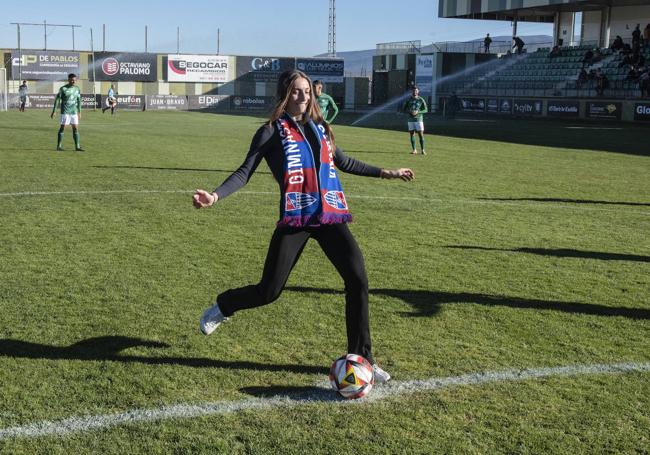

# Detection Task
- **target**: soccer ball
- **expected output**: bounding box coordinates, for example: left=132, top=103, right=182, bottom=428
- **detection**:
left=329, top=354, right=374, bottom=399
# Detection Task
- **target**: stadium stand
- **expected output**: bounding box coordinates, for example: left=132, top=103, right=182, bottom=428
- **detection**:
left=434, top=1, right=650, bottom=102
left=436, top=41, right=650, bottom=99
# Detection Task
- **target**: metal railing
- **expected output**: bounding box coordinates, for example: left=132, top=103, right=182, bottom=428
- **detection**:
left=379, top=38, right=621, bottom=57
left=375, top=40, right=421, bottom=55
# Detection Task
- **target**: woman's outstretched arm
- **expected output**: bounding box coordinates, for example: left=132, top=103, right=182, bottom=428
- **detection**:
left=193, top=125, right=273, bottom=209
left=334, top=148, right=414, bottom=181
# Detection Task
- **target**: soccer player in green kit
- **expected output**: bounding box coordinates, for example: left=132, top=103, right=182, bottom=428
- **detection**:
left=313, top=80, right=339, bottom=123
left=50, top=73, right=84, bottom=151
left=403, top=86, right=427, bottom=155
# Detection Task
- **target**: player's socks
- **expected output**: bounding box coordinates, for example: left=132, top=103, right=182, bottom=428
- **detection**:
left=410, top=135, right=416, bottom=153
left=57, top=129, right=64, bottom=150
left=73, top=131, right=81, bottom=150
left=419, top=136, right=425, bottom=153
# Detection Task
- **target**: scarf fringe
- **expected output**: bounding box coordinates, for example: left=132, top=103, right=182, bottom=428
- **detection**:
left=319, top=213, right=353, bottom=225
left=278, top=213, right=353, bottom=227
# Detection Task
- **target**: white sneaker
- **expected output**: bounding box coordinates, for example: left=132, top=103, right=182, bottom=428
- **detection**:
left=199, top=303, right=228, bottom=335
left=372, top=364, right=391, bottom=384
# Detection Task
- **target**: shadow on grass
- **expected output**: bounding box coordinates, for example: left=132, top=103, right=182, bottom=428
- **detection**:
left=479, top=197, right=650, bottom=208
left=286, top=286, right=650, bottom=320
left=445, top=245, right=650, bottom=263
left=239, top=385, right=341, bottom=402
left=92, top=165, right=272, bottom=175
left=334, top=113, right=649, bottom=157
left=0, top=336, right=327, bottom=374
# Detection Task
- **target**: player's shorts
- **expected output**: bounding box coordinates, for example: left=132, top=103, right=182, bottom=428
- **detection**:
left=19, top=96, right=27, bottom=103
left=60, top=114, right=79, bottom=125
left=407, top=121, right=424, bottom=132
left=106, top=97, right=116, bottom=106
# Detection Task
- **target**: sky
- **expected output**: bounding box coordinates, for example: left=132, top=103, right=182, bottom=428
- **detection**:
left=1, top=0, right=553, bottom=56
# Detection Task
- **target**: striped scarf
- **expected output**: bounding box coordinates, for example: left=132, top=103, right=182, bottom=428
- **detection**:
left=275, top=113, right=352, bottom=227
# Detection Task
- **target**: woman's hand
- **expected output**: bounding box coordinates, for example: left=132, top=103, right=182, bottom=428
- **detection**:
left=381, top=168, right=414, bottom=181
left=193, top=189, right=218, bottom=208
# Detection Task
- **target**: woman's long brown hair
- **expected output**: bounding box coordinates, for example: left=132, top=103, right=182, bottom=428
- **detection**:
left=268, top=69, right=335, bottom=148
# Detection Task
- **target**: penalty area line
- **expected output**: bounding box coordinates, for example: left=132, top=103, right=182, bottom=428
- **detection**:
left=0, top=361, right=648, bottom=440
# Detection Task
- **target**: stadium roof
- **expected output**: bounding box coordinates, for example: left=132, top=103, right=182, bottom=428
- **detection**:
left=439, top=0, right=650, bottom=22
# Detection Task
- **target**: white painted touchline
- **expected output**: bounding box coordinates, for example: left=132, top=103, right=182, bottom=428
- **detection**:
left=0, top=189, right=190, bottom=197
left=0, top=361, right=648, bottom=440
left=565, top=126, right=623, bottom=130
left=0, top=189, right=648, bottom=216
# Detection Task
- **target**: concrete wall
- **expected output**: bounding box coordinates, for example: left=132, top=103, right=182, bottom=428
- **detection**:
left=609, top=5, right=650, bottom=43
left=581, top=10, right=602, bottom=46
left=558, top=11, right=575, bottom=46
left=344, top=77, right=370, bottom=108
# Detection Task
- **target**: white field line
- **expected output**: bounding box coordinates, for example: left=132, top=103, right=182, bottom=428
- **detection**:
left=0, top=361, right=648, bottom=440
left=0, top=189, right=648, bottom=216
left=564, top=126, right=623, bottom=130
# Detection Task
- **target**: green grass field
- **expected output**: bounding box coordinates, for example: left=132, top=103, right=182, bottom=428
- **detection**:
left=0, top=110, right=649, bottom=454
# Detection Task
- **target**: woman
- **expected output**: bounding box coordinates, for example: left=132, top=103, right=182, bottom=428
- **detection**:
left=193, top=69, right=414, bottom=383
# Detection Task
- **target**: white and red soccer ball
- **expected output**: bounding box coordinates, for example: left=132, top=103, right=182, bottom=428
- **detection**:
left=329, top=354, right=374, bottom=399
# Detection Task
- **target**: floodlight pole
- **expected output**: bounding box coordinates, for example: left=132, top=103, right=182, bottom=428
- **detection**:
left=177, top=27, right=180, bottom=54
left=16, top=23, right=22, bottom=81
left=44, top=20, right=47, bottom=50
left=90, top=28, right=97, bottom=110
left=328, top=0, right=336, bottom=57
left=145, top=25, right=148, bottom=52
left=217, top=28, right=220, bottom=55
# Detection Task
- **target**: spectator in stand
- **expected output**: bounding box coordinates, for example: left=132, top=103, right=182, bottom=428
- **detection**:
left=577, top=69, right=588, bottom=89
left=593, top=48, right=603, bottom=63
left=583, top=49, right=594, bottom=67
left=549, top=45, right=561, bottom=59
left=595, top=69, right=609, bottom=96
left=644, top=24, right=650, bottom=50
left=621, top=43, right=633, bottom=56
left=639, top=70, right=650, bottom=97
left=484, top=33, right=492, bottom=53
left=627, top=65, right=640, bottom=81
left=634, top=52, right=646, bottom=67
left=632, top=24, right=642, bottom=52
left=619, top=52, right=635, bottom=68
left=513, top=36, right=525, bottom=54
left=610, top=35, right=624, bottom=51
